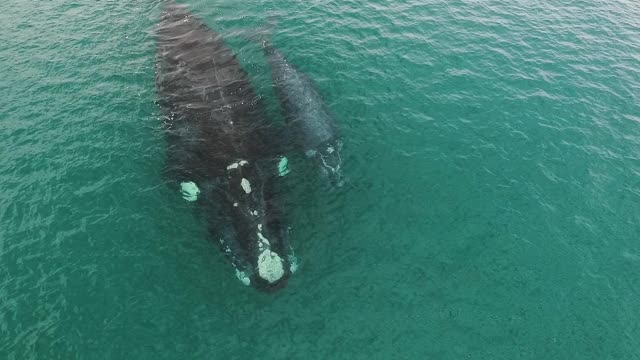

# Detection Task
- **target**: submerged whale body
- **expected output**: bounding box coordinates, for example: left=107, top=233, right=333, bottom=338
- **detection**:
left=258, top=38, right=344, bottom=186
left=155, top=2, right=294, bottom=291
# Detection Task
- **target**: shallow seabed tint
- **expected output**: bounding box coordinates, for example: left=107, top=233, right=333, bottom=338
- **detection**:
left=1, top=0, right=640, bottom=358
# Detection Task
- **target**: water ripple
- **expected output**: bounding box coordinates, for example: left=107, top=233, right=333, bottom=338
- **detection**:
left=1, top=0, right=640, bottom=358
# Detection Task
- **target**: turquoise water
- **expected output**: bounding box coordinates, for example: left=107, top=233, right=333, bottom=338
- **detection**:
left=2, top=0, right=640, bottom=358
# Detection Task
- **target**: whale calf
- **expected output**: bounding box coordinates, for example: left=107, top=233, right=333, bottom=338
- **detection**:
left=255, top=37, right=344, bottom=186
left=155, top=2, right=295, bottom=291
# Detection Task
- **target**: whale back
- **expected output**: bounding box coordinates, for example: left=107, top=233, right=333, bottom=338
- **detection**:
left=261, top=43, right=335, bottom=150
left=260, top=42, right=344, bottom=186
left=154, top=3, right=293, bottom=291
left=156, top=2, right=274, bottom=179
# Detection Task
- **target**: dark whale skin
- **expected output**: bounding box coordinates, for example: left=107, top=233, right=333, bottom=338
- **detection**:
left=155, top=2, right=293, bottom=291
left=258, top=39, right=344, bottom=186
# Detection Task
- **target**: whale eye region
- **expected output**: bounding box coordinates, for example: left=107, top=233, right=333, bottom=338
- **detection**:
left=277, top=156, right=290, bottom=176
left=180, top=181, right=200, bottom=201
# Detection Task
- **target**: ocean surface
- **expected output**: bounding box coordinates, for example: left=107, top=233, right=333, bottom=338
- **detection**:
left=1, top=0, right=640, bottom=358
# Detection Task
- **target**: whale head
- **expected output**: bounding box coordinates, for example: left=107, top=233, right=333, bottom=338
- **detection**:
left=223, top=159, right=294, bottom=291
left=308, top=140, right=344, bottom=187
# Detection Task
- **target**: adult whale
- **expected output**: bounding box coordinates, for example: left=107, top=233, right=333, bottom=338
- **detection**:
left=155, top=1, right=295, bottom=291
left=255, top=37, right=344, bottom=186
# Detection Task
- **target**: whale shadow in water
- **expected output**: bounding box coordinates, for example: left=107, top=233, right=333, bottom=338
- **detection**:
left=155, top=1, right=296, bottom=292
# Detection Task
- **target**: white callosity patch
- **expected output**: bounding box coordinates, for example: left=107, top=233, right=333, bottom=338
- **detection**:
left=241, top=178, right=251, bottom=194
left=235, top=269, right=251, bottom=286
left=326, top=145, right=334, bottom=154
left=256, top=231, right=270, bottom=252
left=305, top=149, right=317, bottom=158
left=180, top=181, right=200, bottom=201
left=257, top=250, right=285, bottom=283
left=257, top=232, right=270, bottom=246
left=277, top=156, right=290, bottom=176
left=288, top=254, right=299, bottom=273
left=226, top=160, right=249, bottom=170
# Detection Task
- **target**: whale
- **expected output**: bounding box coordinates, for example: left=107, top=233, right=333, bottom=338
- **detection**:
left=155, top=2, right=295, bottom=291
left=255, top=37, right=344, bottom=186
